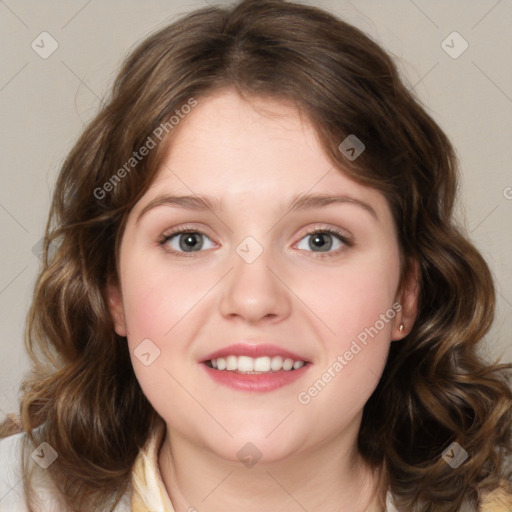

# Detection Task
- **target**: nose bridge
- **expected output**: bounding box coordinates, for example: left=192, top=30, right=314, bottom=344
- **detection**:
left=218, top=232, right=291, bottom=323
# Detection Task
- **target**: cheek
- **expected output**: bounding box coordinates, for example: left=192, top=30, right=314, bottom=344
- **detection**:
left=306, top=250, right=400, bottom=342
left=120, top=251, right=205, bottom=342
left=118, top=255, right=198, bottom=415
left=295, top=250, right=400, bottom=412
left=119, top=252, right=214, bottom=401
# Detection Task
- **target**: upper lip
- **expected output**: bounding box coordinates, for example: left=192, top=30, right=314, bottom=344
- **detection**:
left=201, top=343, right=310, bottom=363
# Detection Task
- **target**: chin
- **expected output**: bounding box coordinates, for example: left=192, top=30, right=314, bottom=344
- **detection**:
left=209, top=433, right=303, bottom=468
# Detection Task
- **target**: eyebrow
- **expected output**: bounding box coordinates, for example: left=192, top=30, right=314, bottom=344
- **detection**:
left=136, top=192, right=378, bottom=223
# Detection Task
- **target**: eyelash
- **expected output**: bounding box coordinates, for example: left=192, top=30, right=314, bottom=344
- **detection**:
left=157, top=225, right=353, bottom=259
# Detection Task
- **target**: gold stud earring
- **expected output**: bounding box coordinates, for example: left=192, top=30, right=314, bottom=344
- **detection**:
left=399, top=323, right=405, bottom=334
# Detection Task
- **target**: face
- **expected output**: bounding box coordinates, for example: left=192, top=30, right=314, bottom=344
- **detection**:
left=109, top=89, right=417, bottom=465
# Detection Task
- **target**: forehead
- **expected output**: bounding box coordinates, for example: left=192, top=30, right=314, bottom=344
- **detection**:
left=138, top=89, right=390, bottom=220
left=167, top=89, right=323, bottom=168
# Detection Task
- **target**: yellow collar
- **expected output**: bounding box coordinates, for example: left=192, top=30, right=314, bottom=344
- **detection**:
left=131, top=422, right=175, bottom=512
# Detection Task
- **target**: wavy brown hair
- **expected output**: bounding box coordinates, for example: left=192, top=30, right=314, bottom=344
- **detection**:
left=2, top=0, right=511, bottom=510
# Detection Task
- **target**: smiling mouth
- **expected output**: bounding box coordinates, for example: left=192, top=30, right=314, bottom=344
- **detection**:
left=204, top=355, right=308, bottom=374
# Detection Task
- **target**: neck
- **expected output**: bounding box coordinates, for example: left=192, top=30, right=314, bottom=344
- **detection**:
left=158, top=427, right=385, bottom=512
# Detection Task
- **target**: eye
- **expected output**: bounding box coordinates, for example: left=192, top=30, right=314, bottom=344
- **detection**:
left=158, top=225, right=352, bottom=258
left=159, top=227, right=215, bottom=256
left=295, top=227, right=351, bottom=257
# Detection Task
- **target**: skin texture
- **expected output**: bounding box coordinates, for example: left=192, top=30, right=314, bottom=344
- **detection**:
left=108, top=89, right=418, bottom=512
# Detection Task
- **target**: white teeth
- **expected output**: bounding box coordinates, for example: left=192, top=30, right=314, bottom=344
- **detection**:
left=253, top=356, right=271, bottom=372
left=226, top=355, right=237, bottom=371
left=282, top=358, right=294, bottom=371
left=270, top=355, right=283, bottom=371
left=208, top=355, right=306, bottom=373
left=237, top=356, right=254, bottom=372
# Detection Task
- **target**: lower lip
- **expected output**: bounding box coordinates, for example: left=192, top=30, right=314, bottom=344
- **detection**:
left=201, top=363, right=310, bottom=392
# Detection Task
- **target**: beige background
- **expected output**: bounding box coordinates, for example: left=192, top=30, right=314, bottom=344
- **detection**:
left=0, top=0, right=511, bottom=423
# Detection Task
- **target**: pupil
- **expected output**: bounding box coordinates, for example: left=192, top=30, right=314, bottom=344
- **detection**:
left=181, top=233, right=201, bottom=251
left=311, top=233, right=332, bottom=251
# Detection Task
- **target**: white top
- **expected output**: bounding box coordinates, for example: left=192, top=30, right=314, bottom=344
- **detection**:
left=0, top=430, right=398, bottom=511
left=0, top=431, right=130, bottom=512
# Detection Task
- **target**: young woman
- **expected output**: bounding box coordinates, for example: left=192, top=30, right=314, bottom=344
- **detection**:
left=1, top=1, right=511, bottom=511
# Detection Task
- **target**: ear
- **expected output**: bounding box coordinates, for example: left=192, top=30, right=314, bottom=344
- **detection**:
left=391, top=259, right=420, bottom=341
left=106, top=279, right=127, bottom=337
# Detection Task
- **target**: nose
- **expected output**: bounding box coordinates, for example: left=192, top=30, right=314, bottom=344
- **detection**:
left=218, top=243, right=292, bottom=325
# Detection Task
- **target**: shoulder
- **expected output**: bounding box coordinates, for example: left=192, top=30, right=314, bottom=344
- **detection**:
left=0, top=431, right=69, bottom=511
left=0, top=431, right=30, bottom=511
left=0, top=432, right=132, bottom=512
